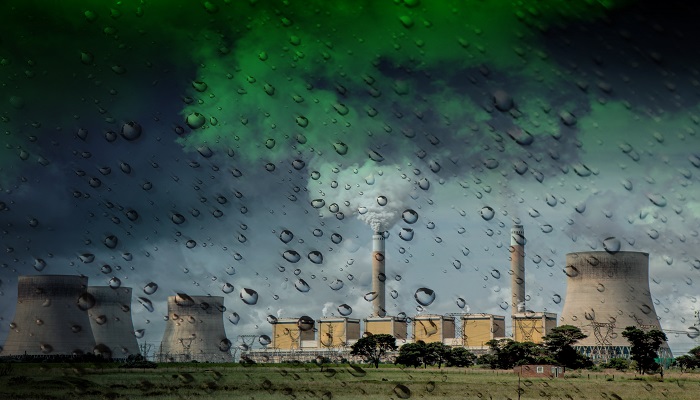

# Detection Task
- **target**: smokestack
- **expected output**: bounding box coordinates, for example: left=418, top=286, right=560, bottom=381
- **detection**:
left=372, top=232, right=386, bottom=317
left=510, top=225, right=525, bottom=314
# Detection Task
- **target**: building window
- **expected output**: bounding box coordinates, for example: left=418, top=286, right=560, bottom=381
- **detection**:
left=536, top=366, right=544, bottom=373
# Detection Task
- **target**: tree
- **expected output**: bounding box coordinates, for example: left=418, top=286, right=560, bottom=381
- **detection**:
left=602, top=357, right=630, bottom=371
left=350, top=334, right=397, bottom=368
left=621, top=326, right=667, bottom=375
left=673, top=355, right=696, bottom=372
left=425, top=342, right=451, bottom=368
left=542, top=325, right=592, bottom=369
left=485, top=339, right=550, bottom=369
left=395, top=341, right=427, bottom=368
left=447, top=347, right=476, bottom=367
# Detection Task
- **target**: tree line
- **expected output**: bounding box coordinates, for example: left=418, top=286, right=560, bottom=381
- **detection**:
left=350, top=325, right=670, bottom=375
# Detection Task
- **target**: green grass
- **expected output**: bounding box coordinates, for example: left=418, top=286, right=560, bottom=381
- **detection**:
left=1, top=363, right=699, bottom=399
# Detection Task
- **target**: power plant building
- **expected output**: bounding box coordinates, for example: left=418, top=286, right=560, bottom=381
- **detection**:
left=318, top=317, right=361, bottom=349
left=559, top=251, right=672, bottom=361
left=364, top=316, right=408, bottom=340
left=1, top=275, right=96, bottom=357
left=462, top=314, right=506, bottom=347
left=412, top=315, right=455, bottom=344
left=271, top=317, right=317, bottom=350
left=512, top=312, right=557, bottom=344
left=159, top=294, right=233, bottom=362
left=87, top=286, right=139, bottom=359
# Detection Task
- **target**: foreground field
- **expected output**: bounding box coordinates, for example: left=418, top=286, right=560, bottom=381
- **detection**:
left=1, top=363, right=698, bottom=400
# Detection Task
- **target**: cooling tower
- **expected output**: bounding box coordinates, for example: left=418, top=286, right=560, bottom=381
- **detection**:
left=87, top=286, right=139, bottom=359
left=159, top=294, right=233, bottom=362
left=559, top=251, right=671, bottom=360
left=510, top=225, right=526, bottom=314
left=372, top=233, right=386, bottom=317
left=1, top=275, right=96, bottom=357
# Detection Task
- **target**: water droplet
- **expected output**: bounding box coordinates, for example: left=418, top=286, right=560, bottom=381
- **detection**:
left=338, top=304, right=352, bottom=316
left=283, top=250, right=301, bottom=263
left=79, top=253, right=95, bottom=263
left=104, top=235, right=119, bottom=249
left=603, top=237, right=621, bottom=254
left=108, top=277, right=121, bottom=288
left=77, top=293, right=97, bottom=310
left=541, top=224, right=553, bottom=233
left=143, top=282, right=158, bottom=295
left=480, top=206, right=495, bottom=221
left=134, top=329, right=145, bottom=338
left=138, top=297, right=154, bottom=312
left=308, top=251, right=324, bottom=264
left=279, top=230, right=294, bottom=243
left=364, top=292, right=378, bottom=301
left=647, top=193, right=667, bottom=207
left=228, top=313, right=240, bottom=324
left=186, top=239, right=197, bottom=249
left=333, top=141, right=348, bottom=155
left=402, top=209, right=418, bottom=224
left=259, top=335, right=272, bottom=346
left=399, top=228, right=414, bottom=241
left=418, top=178, right=430, bottom=190
left=368, top=150, right=384, bottom=162
left=687, top=327, right=700, bottom=339
left=186, top=112, right=206, bottom=129
left=393, top=384, right=411, bottom=399
left=240, top=288, right=258, bottom=305
left=456, top=297, right=466, bottom=309
left=329, top=279, right=344, bottom=290
left=552, top=294, right=562, bottom=304
left=311, top=199, right=326, bottom=208
left=121, top=121, right=142, bottom=141
left=414, top=288, right=436, bottom=306
left=377, top=196, right=388, bottom=206
left=490, top=269, right=501, bottom=279
left=330, top=233, right=343, bottom=244
left=292, top=159, right=306, bottom=170
left=295, top=279, right=311, bottom=292
left=297, top=316, right=314, bottom=331
left=33, top=258, right=47, bottom=272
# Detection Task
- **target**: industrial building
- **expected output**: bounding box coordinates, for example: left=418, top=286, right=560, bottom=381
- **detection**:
left=512, top=312, right=557, bottom=344
left=271, top=317, right=317, bottom=350
left=318, top=317, right=361, bottom=349
left=412, top=314, right=456, bottom=344
left=1, top=275, right=96, bottom=357
left=87, top=286, right=139, bottom=359
left=559, top=251, right=672, bottom=362
left=364, top=316, right=408, bottom=340
left=461, top=314, right=506, bottom=348
left=158, top=294, right=233, bottom=362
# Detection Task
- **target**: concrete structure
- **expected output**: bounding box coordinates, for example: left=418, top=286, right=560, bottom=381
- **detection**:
left=559, top=251, right=671, bottom=361
left=412, top=315, right=455, bottom=344
left=372, top=233, right=386, bottom=317
left=271, top=317, right=316, bottom=350
left=1, top=275, right=96, bottom=357
left=318, top=317, right=361, bottom=349
left=462, top=314, right=505, bottom=347
left=512, top=312, right=557, bottom=344
left=159, top=294, right=233, bottom=362
left=364, top=316, right=407, bottom=340
left=510, top=225, right=526, bottom=313
left=87, top=286, right=139, bottom=359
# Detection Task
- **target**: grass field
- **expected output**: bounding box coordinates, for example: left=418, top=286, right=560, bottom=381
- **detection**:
left=1, top=362, right=698, bottom=399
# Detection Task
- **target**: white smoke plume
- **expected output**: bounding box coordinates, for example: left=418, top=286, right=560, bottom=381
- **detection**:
left=308, top=160, right=417, bottom=233
left=276, top=308, right=283, bottom=318
left=321, top=302, right=333, bottom=317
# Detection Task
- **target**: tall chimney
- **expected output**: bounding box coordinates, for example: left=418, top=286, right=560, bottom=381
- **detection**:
left=372, top=233, right=386, bottom=317
left=510, top=225, right=525, bottom=314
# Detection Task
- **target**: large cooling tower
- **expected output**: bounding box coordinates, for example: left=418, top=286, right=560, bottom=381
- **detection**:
left=372, top=233, right=386, bottom=317
left=87, top=286, right=139, bottom=359
left=159, top=294, right=233, bottom=362
left=1, top=275, right=96, bottom=357
left=560, top=251, right=671, bottom=359
left=510, top=225, right=526, bottom=314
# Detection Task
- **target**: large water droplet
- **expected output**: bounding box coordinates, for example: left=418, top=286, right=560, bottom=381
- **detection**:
left=228, top=313, right=240, bottom=324
left=186, top=112, right=206, bottom=129
left=297, top=316, right=314, bottom=331
left=308, top=251, right=324, bottom=264
left=138, top=297, right=154, bottom=312
left=120, top=121, right=142, bottom=141
left=399, top=228, right=414, bottom=241
left=143, top=282, right=158, bottom=295
left=77, top=293, right=97, bottom=310
left=338, top=304, right=352, bottom=316
left=222, top=283, right=234, bottom=294
left=480, top=206, right=495, bottom=221
left=283, top=250, right=301, bottom=263
left=414, top=288, right=436, bottom=306
left=603, top=237, right=621, bottom=254
left=240, top=288, right=259, bottom=305
left=402, top=209, right=418, bottom=224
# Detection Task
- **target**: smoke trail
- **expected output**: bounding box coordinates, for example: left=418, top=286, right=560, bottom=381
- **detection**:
left=308, top=160, right=416, bottom=233
left=321, top=302, right=333, bottom=318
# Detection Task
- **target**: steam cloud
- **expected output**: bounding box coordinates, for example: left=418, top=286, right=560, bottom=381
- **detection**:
left=308, top=160, right=417, bottom=233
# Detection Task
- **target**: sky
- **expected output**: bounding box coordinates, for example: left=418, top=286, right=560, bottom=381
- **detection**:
left=1, top=0, right=700, bottom=357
